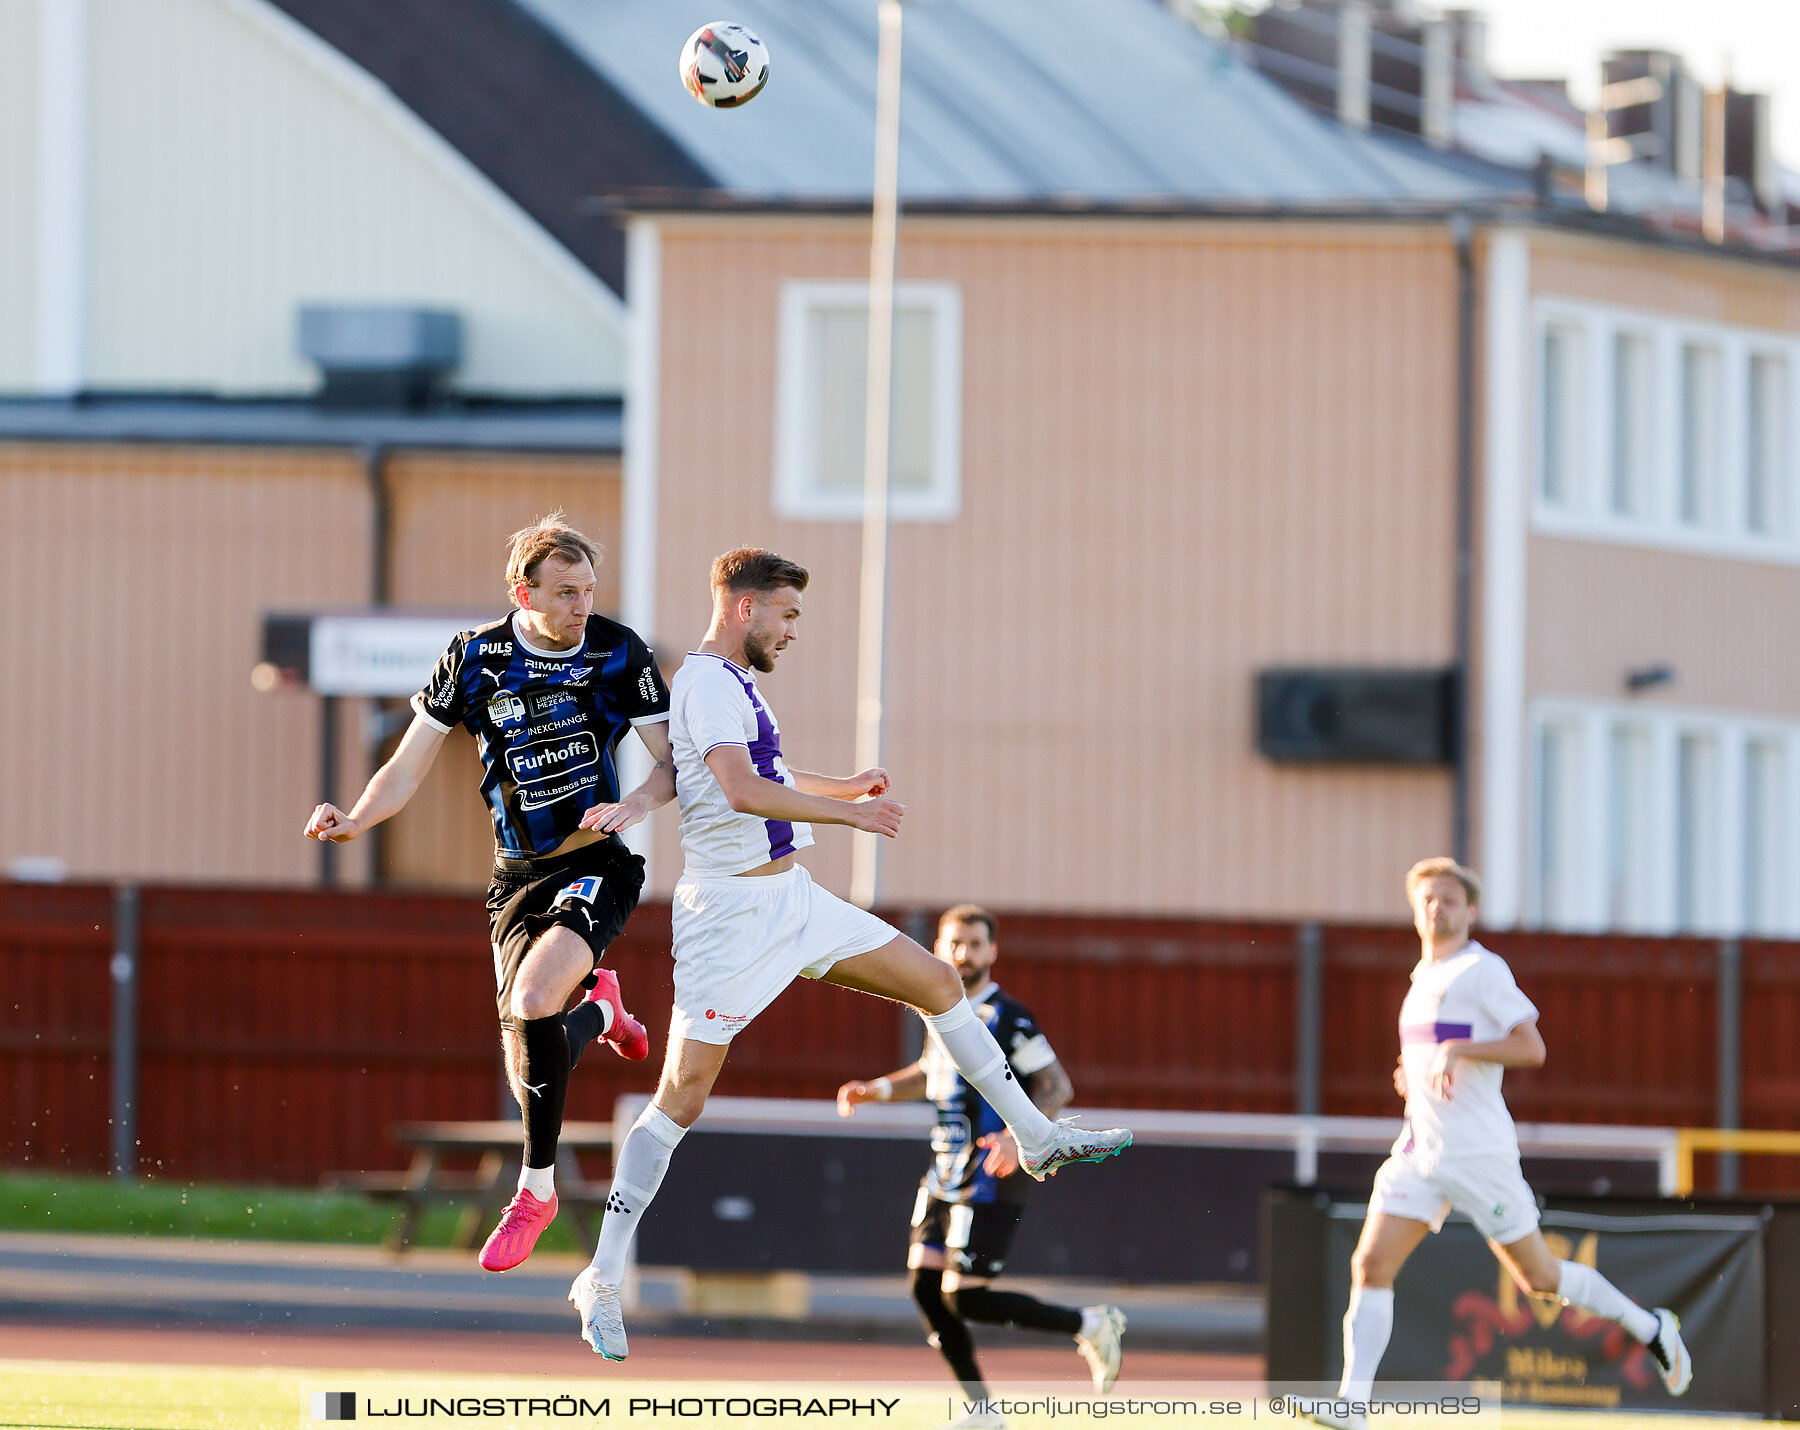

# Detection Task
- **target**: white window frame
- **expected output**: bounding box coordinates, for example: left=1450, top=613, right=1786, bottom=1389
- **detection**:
left=1537, top=320, right=1586, bottom=510
left=1609, top=328, right=1655, bottom=519
left=772, top=280, right=963, bottom=522
left=1533, top=297, right=1800, bottom=562
left=1748, top=350, right=1791, bottom=536
left=1528, top=696, right=1800, bottom=936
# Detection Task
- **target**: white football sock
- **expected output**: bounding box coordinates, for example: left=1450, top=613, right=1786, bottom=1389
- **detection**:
left=1557, top=1260, right=1658, bottom=1343
left=923, top=1000, right=1055, bottom=1152
left=589, top=1104, right=686, bottom=1284
left=1338, top=1286, right=1394, bottom=1400
left=518, top=1163, right=555, bottom=1198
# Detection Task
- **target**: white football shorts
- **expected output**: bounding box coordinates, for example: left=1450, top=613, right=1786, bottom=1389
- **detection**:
left=1369, top=1152, right=1540, bottom=1245
left=669, top=864, right=898, bottom=1045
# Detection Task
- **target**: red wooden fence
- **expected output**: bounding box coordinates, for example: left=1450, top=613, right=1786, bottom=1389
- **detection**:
left=4, top=882, right=1796, bottom=1189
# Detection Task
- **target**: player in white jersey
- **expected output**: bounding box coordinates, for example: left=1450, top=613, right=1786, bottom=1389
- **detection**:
left=569, top=548, right=1132, bottom=1360
left=1305, top=858, right=1690, bottom=1430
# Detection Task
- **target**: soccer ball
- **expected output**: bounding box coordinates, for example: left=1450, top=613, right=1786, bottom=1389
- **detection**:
left=679, top=22, right=770, bottom=109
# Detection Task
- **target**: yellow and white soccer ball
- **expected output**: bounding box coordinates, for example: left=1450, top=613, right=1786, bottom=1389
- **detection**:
left=679, top=21, right=771, bottom=109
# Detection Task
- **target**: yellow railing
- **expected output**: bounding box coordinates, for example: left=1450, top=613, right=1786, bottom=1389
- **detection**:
left=1674, top=1128, right=1800, bottom=1196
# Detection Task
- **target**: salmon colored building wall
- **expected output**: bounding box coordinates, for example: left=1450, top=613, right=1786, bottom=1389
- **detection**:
left=381, top=450, right=624, bottom=889
left=643, top=215, right=1465, bottom=921
left=0, top=441, right=620, bottom=889
left=0, top=441, right=375, bottom=886
left=1524, top=236, right=1800, bottom=719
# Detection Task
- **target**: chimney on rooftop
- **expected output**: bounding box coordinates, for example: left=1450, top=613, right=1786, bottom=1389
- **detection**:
left=1337, top=1, right=1371, bottom=129
left=1602, top=50, right=1703, bottom=182
left=1248, top=0, right=1458, bottom=148
left=1724, top=90, right=1780, bottom=214
left=1419, top=17, right=1454, bottom=148
left=1444, top=8, right=1488, bottom=84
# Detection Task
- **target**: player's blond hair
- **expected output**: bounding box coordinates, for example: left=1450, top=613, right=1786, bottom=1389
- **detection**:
left=505, top=512, right=602, bottom=606
left=939, top=903, right=997, bottom=942
left=1405, top=857, right=1482, bottom=908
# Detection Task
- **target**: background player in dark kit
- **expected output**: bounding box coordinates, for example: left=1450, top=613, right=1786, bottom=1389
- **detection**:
left=839, top=905, right=1127, bottom=1417
left=305, top=514, right=674, bottom=1272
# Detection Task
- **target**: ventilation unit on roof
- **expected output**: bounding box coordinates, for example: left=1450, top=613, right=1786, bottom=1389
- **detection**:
left=297, top=305, right=463, bottom=409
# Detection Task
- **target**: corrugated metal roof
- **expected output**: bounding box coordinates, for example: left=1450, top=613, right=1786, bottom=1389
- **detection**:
left=515, top=0, right=1495, bottom=203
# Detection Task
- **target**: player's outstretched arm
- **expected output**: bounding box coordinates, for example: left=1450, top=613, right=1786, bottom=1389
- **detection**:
left=303, top=713, right=448, bottom=843
left=791, top=767, right=889, bottom=801
left=837, top=1063, right=926, bottom=1116
left=580, top=721, right=676, bottom=834
left=704, top=745, right=905, bottom=837
left=1427, top=1017, right=1546, bottom=1099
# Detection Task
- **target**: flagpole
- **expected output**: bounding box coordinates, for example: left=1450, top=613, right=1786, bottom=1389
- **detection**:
left=850, top=0, right=904, bottom=910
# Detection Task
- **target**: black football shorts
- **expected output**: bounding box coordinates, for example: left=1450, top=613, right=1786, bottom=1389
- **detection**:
left=486, top=837, right=644, bottom=1030
left=909, top=1190, right=1026, bottom=1280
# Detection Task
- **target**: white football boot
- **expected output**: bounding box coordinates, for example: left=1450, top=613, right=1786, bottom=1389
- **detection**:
left=1647, top=1307, right=1692, bottom=1395
left=569, top=1268, right=628, bottom=1361
left=1076, top=1305, right=1127, bottom=1393
left=1019, top=1120, right=1133, bottom=1180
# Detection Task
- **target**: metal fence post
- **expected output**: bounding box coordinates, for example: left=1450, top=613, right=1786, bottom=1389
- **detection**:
left=110, top=882, right=140, bottom=1178
left=1295, top=922, right=1324, bottom=1126
left=1717, top=937, right=1742, bottom=1195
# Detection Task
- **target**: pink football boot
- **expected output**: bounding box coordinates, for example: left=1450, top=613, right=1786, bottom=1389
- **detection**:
left=478, top=1188, right=559, bottom=1272
left=586, top=968, right=649, bottom=1062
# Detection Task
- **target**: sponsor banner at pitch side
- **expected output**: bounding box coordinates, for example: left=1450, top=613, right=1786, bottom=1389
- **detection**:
left=1324, top=1204, right=1763, bottom=1414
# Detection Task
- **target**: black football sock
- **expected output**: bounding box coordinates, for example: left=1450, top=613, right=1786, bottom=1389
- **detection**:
left=565, top=1002, right=605, bottom=1069
left=911, top=1267, right=988, bottom=1400
left=520, top=1014, right=571, bottom=1171
left=949, top=1285, right=1083, bottom=1336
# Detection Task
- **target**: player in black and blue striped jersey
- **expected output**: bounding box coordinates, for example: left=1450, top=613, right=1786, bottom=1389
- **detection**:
left=839, top=906, right=1128, bottom=1421
left=305, top=513, right=674, bottom=1274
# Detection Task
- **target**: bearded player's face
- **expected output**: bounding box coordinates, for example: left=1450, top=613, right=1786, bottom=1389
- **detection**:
left=935, top=920, right=997, bottom=990
left=741, top=585, right=803, bottom=673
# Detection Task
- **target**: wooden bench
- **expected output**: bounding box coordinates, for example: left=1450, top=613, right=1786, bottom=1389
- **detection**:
left=323, top=1119, right=614, bottom=1254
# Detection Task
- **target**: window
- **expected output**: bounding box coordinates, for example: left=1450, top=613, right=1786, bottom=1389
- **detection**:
left=774, top=281, right=962, bottom=521
left=1675, top=732, right=1722, bottom=931
left=1680, top=344, right=1723, bottom=528
left=1744, top=740, right=1786, bottom=935
left=1531, top=699, right=1800, bottom=936
left=1539, top=323, right=1581, bottom=508
left=1534, top=721, right=1583, bottom=927
left=1748, top=353, right=1788, bottom=536
left=1533, top=301, right=1800, bottom=559
left=1610, top=332, right=1654, bottom=518
left=1607, top=724, right=1654, bottom=929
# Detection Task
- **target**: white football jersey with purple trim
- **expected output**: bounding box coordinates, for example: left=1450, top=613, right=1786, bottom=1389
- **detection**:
left=1393, top=941, right=1538, bottom=1166
left=669, top=652, right=815, bottom=878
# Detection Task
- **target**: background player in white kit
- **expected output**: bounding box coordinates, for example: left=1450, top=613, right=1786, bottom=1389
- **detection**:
left=1306, top=857, right=1691, bottom=1430
left=569, top=548, right=1132, bottom=1359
